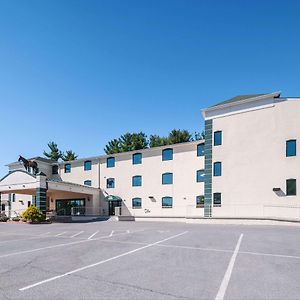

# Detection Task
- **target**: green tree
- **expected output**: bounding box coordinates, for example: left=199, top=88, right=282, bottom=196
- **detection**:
left=168, top=129, right=192, bottom=144
left=149, top=135, right=169, bottom=148
left=43, top=141, right=62, bottom=161
left=104, top=138, right=121, bottom=155
left=62, top=150, right=78, bottom=161
left=104, top=132, right=148, bottom=154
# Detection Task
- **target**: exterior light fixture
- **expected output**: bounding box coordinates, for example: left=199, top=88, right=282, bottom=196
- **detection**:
left=273, top=188, right=281, bottom=192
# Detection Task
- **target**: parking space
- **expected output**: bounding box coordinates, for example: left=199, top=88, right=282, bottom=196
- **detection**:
left=0, top=221, right=300, bottom=299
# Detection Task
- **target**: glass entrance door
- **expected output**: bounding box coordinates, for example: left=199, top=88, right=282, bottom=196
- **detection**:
left=108, top=200, right=122, bottom=215
left=56, top=199, right=85, bottom=216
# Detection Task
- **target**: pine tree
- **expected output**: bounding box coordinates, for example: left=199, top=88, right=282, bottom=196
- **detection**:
left=62, top=150, right=78, bottom=161
left=43, top=142, right=62, bottom=161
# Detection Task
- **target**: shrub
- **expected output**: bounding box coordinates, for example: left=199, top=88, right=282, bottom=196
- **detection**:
left=0, top=216, right=9, bottom=222
left=21, top=206, right=45, bottom=222
left=12, top=217, right=20, bottom=222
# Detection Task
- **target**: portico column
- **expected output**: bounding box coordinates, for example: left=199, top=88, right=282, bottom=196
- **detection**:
left=35, top=172, right=47, bottom=214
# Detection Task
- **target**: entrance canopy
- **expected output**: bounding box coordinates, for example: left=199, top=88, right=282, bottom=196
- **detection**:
left=104, top=195, right=122, bottom=202
left=0, top=170, right=100, bottom=213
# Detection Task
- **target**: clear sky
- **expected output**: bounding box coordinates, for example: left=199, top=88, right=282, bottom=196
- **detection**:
left=0, top=0, right=300, bottom=176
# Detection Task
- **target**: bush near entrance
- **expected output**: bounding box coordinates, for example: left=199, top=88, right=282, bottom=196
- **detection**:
left=21, top=205, right=45, bottom=223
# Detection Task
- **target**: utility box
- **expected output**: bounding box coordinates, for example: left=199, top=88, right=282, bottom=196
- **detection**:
left=115, top=206, right=122, bottom=216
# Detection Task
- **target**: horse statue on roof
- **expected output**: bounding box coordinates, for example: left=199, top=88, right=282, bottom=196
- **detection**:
left=18, top=156, right=38, bottom=174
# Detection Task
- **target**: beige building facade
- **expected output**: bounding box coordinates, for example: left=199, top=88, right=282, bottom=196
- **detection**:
left=0, top=91, right=299, bottom=222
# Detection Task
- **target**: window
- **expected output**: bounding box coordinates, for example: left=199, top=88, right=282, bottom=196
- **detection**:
left=197, top=144, right=205, bottom=157
left=162, top=196, right=173, bottom=208
left=132, top=197, right=142, bottom=209
left=286, top=179, right=296, bottom=196
left=84, top=180, right=92, bottom=186
left=213, top=193, right=221, bottom=206
left=84, top=160, right=92, bottom=171
left=214, top=131, right=222, bottom=146
left=52, top=165, right=58, bottom=175
left=213, top=162, right=222, bottom=176
left=132, top=153, right=142, bottom=165
left=162, top=172, right=173, bottom=185
left=162, top=148, right=173, bottom=161
left=132, top=175, right=142, bottom=187
left=106, top=178, right=115, bottom=189
left=12, top=194, right=16, bottom=202
left=107, top=157, right=115, bottom=168
left=64, top=163, right=71, bottom=173
left=196, top=195, right=205, bottom=207
left=196, top=170, right=205, bottom=182
left=286, top=140, right=296, bottom=157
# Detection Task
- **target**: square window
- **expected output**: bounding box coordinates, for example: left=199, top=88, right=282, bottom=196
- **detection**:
left=162, top=197, right=173, bottom=208
left=162, top=173, right=173, bottom=184
left=132, top=176, right=142, bottom=187
left=133, top=153, right=142, bottom=165
left=162, top=148, right=173, bottom=161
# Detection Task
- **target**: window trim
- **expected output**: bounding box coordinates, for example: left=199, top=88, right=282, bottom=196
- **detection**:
left=286, top=139, right=296, bottom=157
left=162, top=196, right=173, bottom=208
left=213, top=192, right=222, bottom=207
left=83, top=180, right=92, bottom=186
left=286, top=179, right=297, bottom=196
left=106, top=178, right=115, bottom=189
left=64, top=163, right=71, bottom=173
left=197, top=143, right=205, bottom=157
left=132, top=153, right=142, bottom=165
left=196, top=169, right=205, bottom=183
left=162, top=172, right=173, bottom=185
left=132, top=175, right=142, bottom=187
left=132, top=197, right=142, bottom=209
left=107, top=157, right=115, bottom=168
left=214, top=131, right=222, bottom=146
left=84, top=160, right=92, bottom=171
left=213, top=162, right=222, bottom=177
left=162, top=148, right=173, bottom=161
left=196, top=195, right=205, bottom=208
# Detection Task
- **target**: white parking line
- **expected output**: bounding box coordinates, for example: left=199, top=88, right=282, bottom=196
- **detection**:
left=55, top=232, right=67, bottom=237
left=19, top=231, right=188, bottom=291
left=88, top=231, right=99, bottom=240
left=215, top=234, right=243, bottom=300
left=70, top=231, right=84, bottom=238
left=109, top=230, right=114, bottom=237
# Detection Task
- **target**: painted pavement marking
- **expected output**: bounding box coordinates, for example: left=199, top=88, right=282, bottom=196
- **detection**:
left=215, top=234, right=243, bottom=300
left=88, top=231, right=99, bottom=240
left=70, top=231, right=84, bottom=238
left=19, top=231, right=188, bottom=291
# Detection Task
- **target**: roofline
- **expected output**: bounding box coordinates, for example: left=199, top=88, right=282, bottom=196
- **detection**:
left=0, top=170, right=36, bottom=182
left=57, top=140, right=205, bottom=165
left=201, top=91, right=281, bottom=118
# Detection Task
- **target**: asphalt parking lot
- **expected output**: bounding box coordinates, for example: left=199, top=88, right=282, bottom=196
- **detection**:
left=0, top=221, right=300, bottom=300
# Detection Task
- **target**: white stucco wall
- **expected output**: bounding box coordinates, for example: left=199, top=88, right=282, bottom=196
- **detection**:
left=211, top=98, right=300, bottom=219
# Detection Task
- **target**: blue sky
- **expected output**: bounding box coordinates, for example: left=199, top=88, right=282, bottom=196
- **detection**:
left=0, top=0, right=300, bottom=175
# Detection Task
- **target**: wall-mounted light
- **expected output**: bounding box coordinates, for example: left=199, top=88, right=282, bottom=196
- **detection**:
left=273, top=188, right=281, bottom=192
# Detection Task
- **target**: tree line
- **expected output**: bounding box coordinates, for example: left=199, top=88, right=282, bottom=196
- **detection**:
left=104, top=129, right=205, bottom=155
left=43, top=129, right=205, bottom=160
